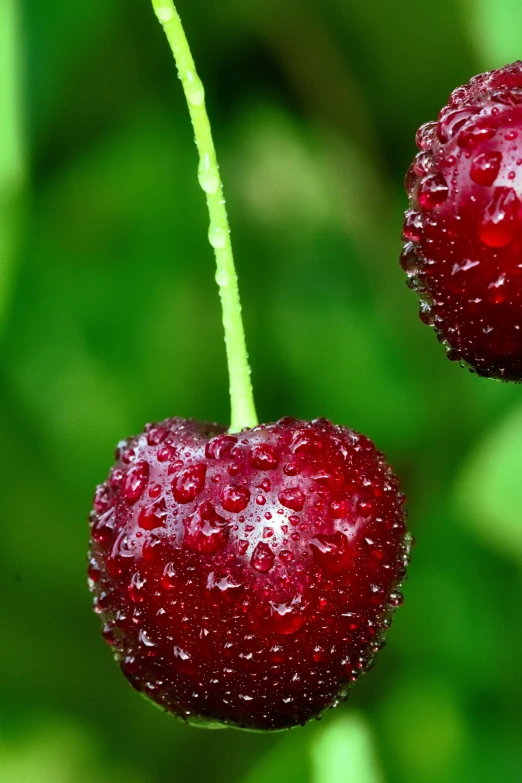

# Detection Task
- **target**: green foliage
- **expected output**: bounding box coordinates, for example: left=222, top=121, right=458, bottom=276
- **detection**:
left=469, top=0, right=522, bottom=67
left=311, top=714, right=385, bottom=783
left=0, top=0, right=25, bottom=334
left=456, top=405, right=522, bottom=562
left=1, top=1, right=521, bottom=782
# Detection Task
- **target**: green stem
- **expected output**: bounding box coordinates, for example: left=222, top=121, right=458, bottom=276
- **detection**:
left=151, top=0, right=258, bottom=433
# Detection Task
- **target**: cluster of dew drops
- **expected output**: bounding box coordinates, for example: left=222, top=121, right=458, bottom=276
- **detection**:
left=399, top=66, right=522, bottom=377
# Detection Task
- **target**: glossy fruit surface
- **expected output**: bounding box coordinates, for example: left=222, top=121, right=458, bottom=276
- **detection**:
left=88, top=416, right=409, bottom=731
left=403, top=61, right=522, bottom=380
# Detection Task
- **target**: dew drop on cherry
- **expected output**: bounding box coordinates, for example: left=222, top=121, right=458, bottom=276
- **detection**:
left=221, top=484, right=251, bottom=512
left=310, top=532, right=351, bottom=575
left=418, top=173, right=449, bottom=209
left=479, top=186, right=521, bottom=248
left=122, top=461, right=150, bottom=504
left=470, top=150, right=502, bottom=186
left=279, top=487, right=305, bottom=511
left=172, top=463, right=206, bottom=503
left=250, top=541, right=275, bottom=573
left=249, top=444, right=280, bottom=470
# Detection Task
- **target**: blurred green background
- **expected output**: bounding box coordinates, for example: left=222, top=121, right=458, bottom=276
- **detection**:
left=1, top=0, right=522, bottom=781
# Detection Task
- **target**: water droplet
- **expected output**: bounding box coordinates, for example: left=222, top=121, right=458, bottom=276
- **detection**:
left=400, top=242, right=423, bottom=275
left=205, top=434, right=237, bottom=459
left=279, top=549, right=294, bottom=562
left=154, top=3, right=174, bottom=22
left=491, top=89, right=522, bottom=106
left=437, top=107, right=480, bottom=144
left=102, top=624, right=115, bottom=645
left=139, top=628, right=155, bottom=648
left=329, top=499, right=349, bottom=519
left=183, top=501, right=230, bottom=554
left=128, top=571, right=147, bottom=603
left=157, top=445, right=177, bottom=462
left=419, top=302, right=434, bottom=325
left=416, top=121, right=437, bottom=149
left=215, top=267, right=230, bottom=286
left=142, top=533, right=163, bottom=562
left=146, top=426, right=167, bottom=446
left=269, top=595, right=305, bottom=635
left=310, top=532, right=351, bottom=575
left=161, top=561, right=178, bottom=589
left=109, top=469, right=123, bottom=489
left=290, top=431, right=321, bottom=454
left=283, top=461, right=300, bottom=476
left=93, top=484, right=111, bottom=514
left=412, top=151, right=432, bottom=177
left=122, top=461, right=150, bottom=504
left=173, top=645, right=190, bottom=661
left=138, top=499, right=167, bottom=530
left=198, top=154, right=220, bottom=195
left=121, top=447, right=135, bottom=464
left=87, top=559, right=101, bottom=583
left=389, top=591, right=404, bottom=607
left=250, top=541, right=275, bottom=573
left=149, top=484, right=162, bottom=500
left=470, top=150, right=502, bottom=186
left=185, top=71, right=204, bottom=106
left=91, top=508, right=115, bottom=544
left=356, top=498, right=373, bottom=516
left=451, top=258, right=479, bottom=275
left=458, top=123, right=496, bottom=148
left=106, top=531, right=135, bottom=576
left=221, top=484, right=251, bottom=512
left=172, top=462, right=206, bottom=503
left=207, top=571, right=243, bottom=599
left=405, top=163, right=419, bottom=199
left=479, top=186, right=521, bottom=247
left=209, top=224, right=227, bottom=250
left=228, top=462, right=242, bottom=477
left=279, top=487, right=305, bottom=512
left=418, top=173, right=449, bottom=209
left=249, top=444, right=280, bottom=470
left=402, top=210, right=423, bottom=242
left=489, top=272, right=507, bottom=289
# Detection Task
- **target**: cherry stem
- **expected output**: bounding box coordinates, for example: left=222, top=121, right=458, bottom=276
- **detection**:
left=151, top=0, right=258, bottom=433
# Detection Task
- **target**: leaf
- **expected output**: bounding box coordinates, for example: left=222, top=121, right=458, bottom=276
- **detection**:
left=311, top=713, right=385, bottom=783
left=0, top=716, right=149, bottom=783
left=455, top=404, right=522, bottom=563
left=467, top=0, right=522, bottom=68
left=239, top=728, right=312, bottom=783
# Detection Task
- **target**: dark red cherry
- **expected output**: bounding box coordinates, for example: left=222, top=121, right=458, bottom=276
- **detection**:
left=88, top=417, right=409, bottom=730
left=402, top=61, right=522, bottom=380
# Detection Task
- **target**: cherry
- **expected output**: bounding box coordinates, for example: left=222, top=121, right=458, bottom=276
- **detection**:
left=86, top=1, right=411, bottom=731
left=88, top=416, right=409, bottom=730
left=402, top=61, right=522, bottom=380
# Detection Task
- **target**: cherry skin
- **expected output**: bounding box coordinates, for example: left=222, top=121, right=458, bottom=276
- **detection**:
left=403, top=61, right=522, bottom=380
left=88, top=416, right=409, bottom=731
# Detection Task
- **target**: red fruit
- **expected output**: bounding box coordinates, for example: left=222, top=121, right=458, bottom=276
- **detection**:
left=402, top=61, right=522, bottom=380
left=88, top=417, right=409, bottom=731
